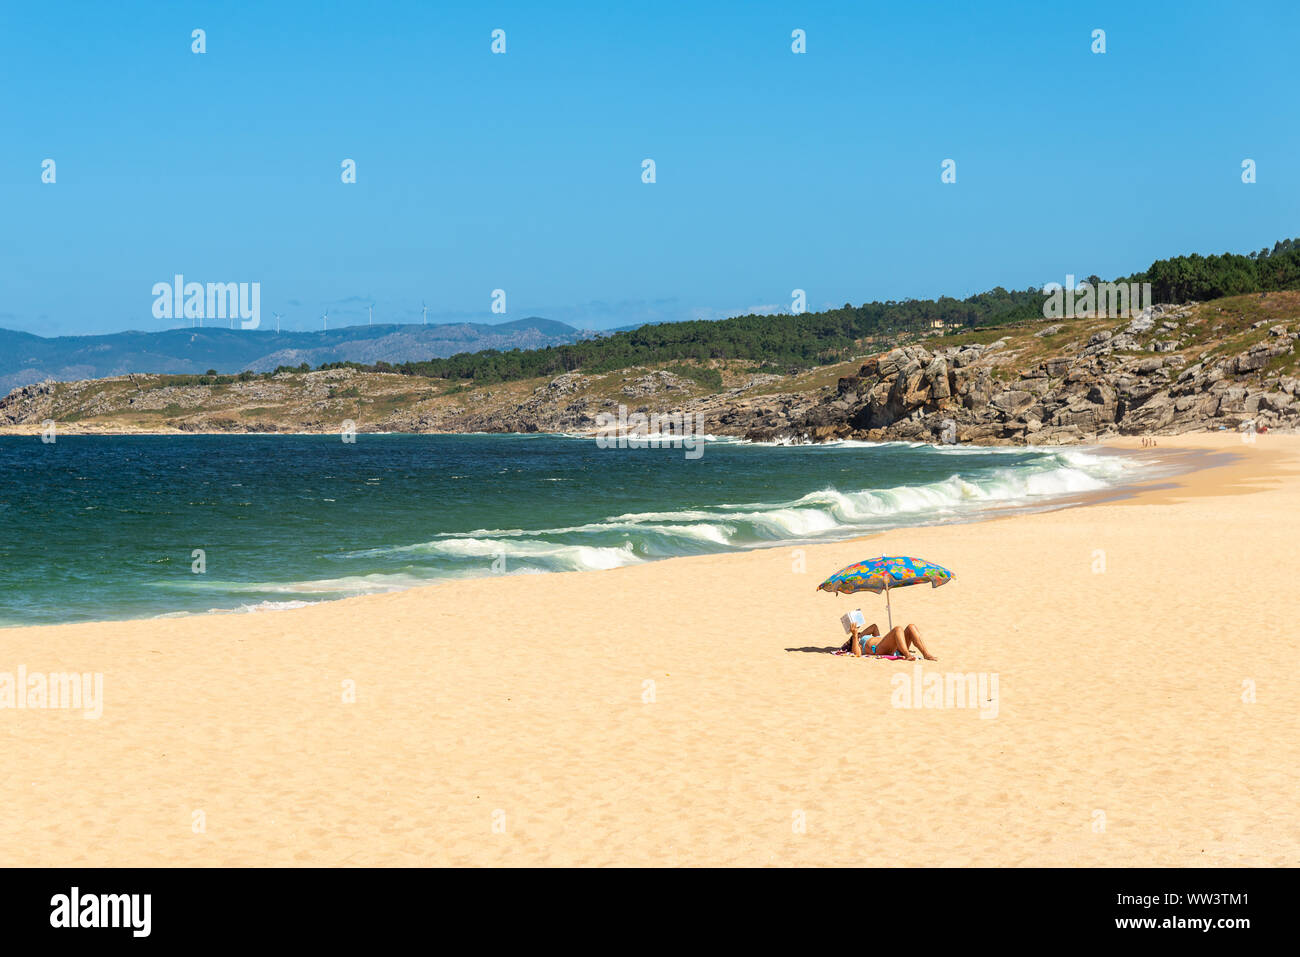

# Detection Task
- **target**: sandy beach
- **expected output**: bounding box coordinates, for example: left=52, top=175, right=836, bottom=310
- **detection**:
left=1, top=432, right=1296, bottom=867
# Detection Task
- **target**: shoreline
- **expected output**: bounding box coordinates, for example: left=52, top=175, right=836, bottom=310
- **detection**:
left=3, top=430, right=1295, bottom=866
left=1, top=438, right=1212, bottom=632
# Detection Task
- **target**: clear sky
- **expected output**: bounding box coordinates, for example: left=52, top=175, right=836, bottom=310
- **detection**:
left=2, top=0, right=1297, bottom=335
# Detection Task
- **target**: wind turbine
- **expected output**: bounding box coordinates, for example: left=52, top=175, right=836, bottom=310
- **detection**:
left=421, top=301, right=428, bottom=326
left=322, top=311, right=329, bottom=331
left=273, top=311, right=282, bottom=334
left=368, top=304, right=373, bottom=326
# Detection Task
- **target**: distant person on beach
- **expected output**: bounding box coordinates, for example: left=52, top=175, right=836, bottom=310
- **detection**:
left=840, top=620, right=938, bottom=660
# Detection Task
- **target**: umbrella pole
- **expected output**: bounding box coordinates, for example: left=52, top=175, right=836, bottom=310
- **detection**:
left=885, top=587, right=893, bottom=631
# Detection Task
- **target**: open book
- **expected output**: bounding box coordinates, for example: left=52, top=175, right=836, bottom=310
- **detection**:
left=840, top=609, right=866, bottom=634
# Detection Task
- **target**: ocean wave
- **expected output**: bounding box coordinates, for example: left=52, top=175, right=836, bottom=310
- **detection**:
left=149, top=598, right=320, bottom=619
left=152, top=445, right=1156, bottom=612
left=157, top=571, right=437, bottom=596
left=220, top=599, right=317, bottom=614
left=3, top=434, right=1170, bottom=629
left=412, top=537, right=642, bottom=571
left=341, top=446, right=1150, bottom=574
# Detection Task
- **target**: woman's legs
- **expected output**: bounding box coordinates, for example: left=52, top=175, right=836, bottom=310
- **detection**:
left=842, top=623, right=937, bottom=660
left=903, top=624, right=938, bottom=661
left=873, top=625, right=910, bottom=658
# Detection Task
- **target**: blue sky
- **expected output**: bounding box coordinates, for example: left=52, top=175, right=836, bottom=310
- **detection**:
left=2, top=0, right=1297, bottom=336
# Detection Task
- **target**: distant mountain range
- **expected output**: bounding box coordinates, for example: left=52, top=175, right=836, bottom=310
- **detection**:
left=0, top=318, right=591, bottom=393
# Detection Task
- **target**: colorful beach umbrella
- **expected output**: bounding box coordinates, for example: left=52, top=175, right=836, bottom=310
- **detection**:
left=816, top=555, right=953, bottom=630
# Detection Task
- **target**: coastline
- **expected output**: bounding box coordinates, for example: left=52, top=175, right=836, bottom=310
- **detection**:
left=2, top=431, right=1296, bottom=866
left=11, top=294, right=1300, bottom=449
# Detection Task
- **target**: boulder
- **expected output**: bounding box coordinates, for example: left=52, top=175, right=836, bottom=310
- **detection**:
left=888, top=418, right=929, bottom=440
left=1052, top=405, right=1106, bottom=428
left=956, top=422, right=1005, bottom=444
left=1086, top=382, right=1118, bottom=408
left=876, top=349, right=908, bottom=379
left=1231, top=352, right=1269, bottom=373
left=1014, top=376, right=1052, bottom=397
left=962, top=371, right=993, bottom=412
left=924, top=356, right=951, bottom=400
left=988, top=390, right=1035, bottom=416
left=1217, top=387, right=1249, bottom=414
left=1130, top=357, right=1164, bottom=374
left=1258, top=393, right=1294, bottom=414
left=890, top=360, right=927, bottom=407
left=1028, top=424, right=1084, bottom=446
left=1121, top=393, right=1175, bottom=431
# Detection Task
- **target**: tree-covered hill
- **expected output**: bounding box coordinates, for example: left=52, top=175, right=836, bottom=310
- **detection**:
left=336, top=238, right=1299, bottom=385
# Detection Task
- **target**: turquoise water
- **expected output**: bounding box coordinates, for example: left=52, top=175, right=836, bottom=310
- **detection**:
left=0, top=434, right=1151, bottom=626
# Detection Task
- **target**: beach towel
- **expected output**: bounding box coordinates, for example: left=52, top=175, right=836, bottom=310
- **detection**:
left=833, top=649, right=905, bottom=659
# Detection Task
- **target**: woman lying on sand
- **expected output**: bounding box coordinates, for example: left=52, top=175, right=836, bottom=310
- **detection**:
left=841, top=621, right=938, bottom=660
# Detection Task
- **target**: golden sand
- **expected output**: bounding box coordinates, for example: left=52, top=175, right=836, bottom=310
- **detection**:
left=1, top=432, right=1296, bottom=866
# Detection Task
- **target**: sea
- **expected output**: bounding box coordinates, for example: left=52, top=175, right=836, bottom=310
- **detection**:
left=0, top=433, right=1181, bottom=626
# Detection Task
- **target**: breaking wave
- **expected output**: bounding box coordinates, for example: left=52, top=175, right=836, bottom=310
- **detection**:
left=317, top=448, right=1146, bottom=586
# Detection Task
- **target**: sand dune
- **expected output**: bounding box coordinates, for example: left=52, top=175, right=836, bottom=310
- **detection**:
left=1, top=432, right=1296, bottom=866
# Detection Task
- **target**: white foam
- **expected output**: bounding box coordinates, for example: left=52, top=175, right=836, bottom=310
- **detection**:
left=234, top=444, right=1155, bottom=611
left=417, top=537, right=642, bottom=572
